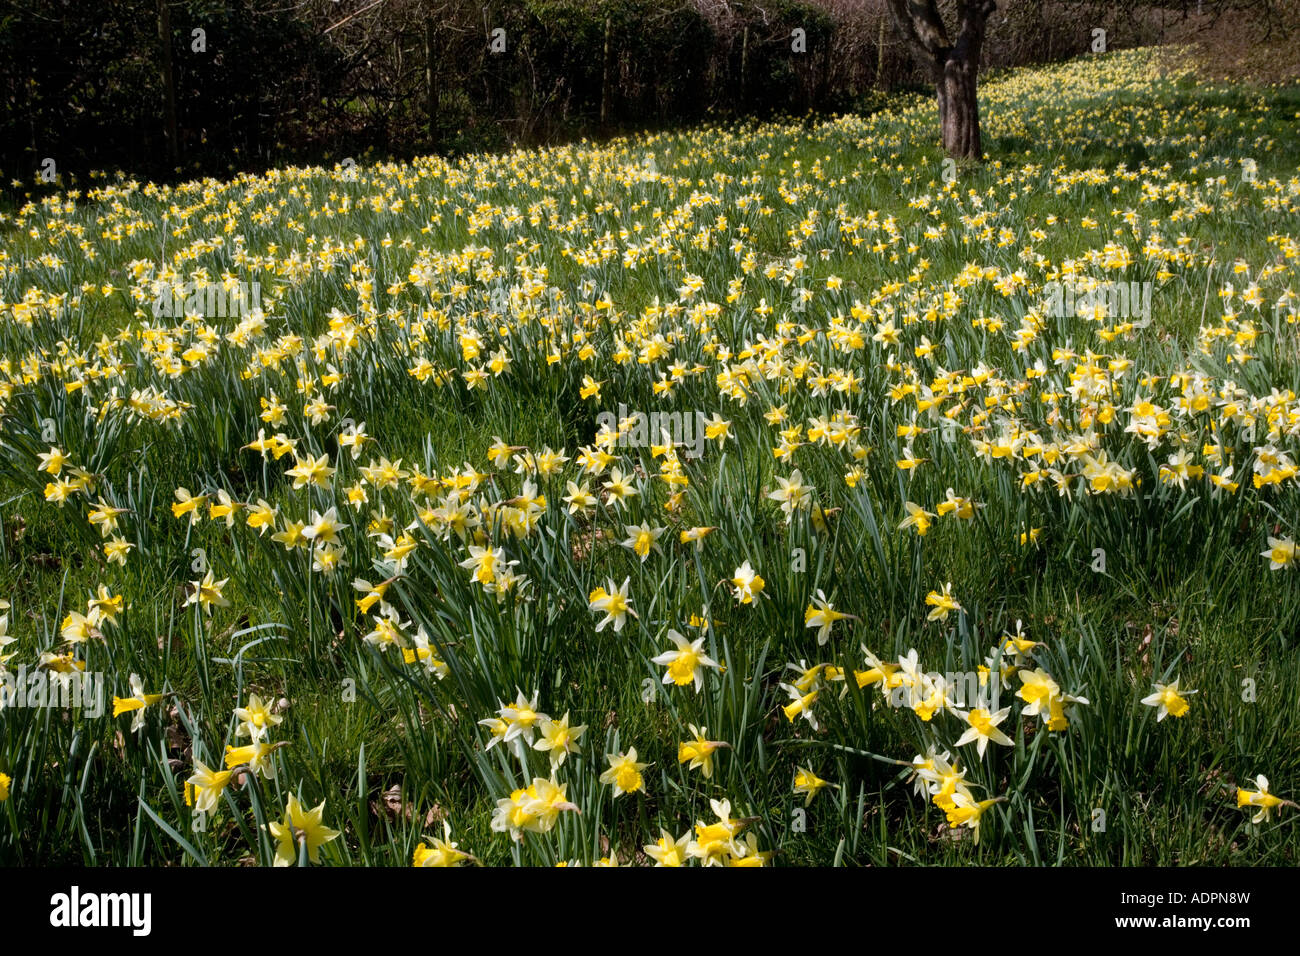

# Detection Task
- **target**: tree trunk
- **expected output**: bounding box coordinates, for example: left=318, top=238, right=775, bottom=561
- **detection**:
left=885, top=0, right=994, bottom=161
left=739, top=26, right=748, bottom=109
left=156, top=0, right=178, bottom=170
left=425, top=19, right=437, bottom=145
left=936, top=54, right=980, bottom=159
left=876, top=15, right=886, bottom=86
left=600, top=15, right=612, bottom=129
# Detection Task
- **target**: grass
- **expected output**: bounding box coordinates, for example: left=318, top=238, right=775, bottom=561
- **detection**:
left=0, top=45, right=1298, bottom=866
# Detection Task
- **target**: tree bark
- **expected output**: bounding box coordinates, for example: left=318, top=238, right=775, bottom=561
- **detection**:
left=425, top=19, right=437, bottom=145
left=156, top=0, right=179, bottom=169
left=739, top=26, right=748, bottom=109
left=600, top=15, right=612, bottom=129
left=876, top=15, right=886, bottom=87
left=936, top=50, right=980, bottom=158
left=885, top=0, right=995, bottom=160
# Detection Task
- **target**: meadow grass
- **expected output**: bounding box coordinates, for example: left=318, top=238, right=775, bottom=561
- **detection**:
left=0, top=46, right=1298, bottom=866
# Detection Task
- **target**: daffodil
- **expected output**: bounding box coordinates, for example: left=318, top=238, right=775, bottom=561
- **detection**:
left=898, top=500, right=935, bottom=535
left=37, top=446, right=68, bottom=475
left=679, top=526, right=716, bottom=549
left=954, top=706, right=1014, bottom=757
left=285, top=452, right=335, bottom=489
left=650, top=629, right=719, bottom=692
left=1262, top=536, right=1295, bottom=570
left=245, top=498, right=277, bottom=534
left=87, top=585, right=124, bottom=623
left=588, top=577, right=636, bottom=632
left=413, top=821, right=474, bottom=866
left=804, top=590, right=853, bottom=644
left=491, top=690, right=550, bottom=749
left=171, top=487, right=208, bottom=525
left=780, top=682, right=820, bottom=729
left=924, top=582, right=963, bottom=622
left=601, top=467, right=638, bottom=508
left=104, top=537, right=134, bottom=565
left=301, top=507, right=346, bottom=546
left=998, top=620, right=1040, bottom=663
left=86, top=499, right=128, bottom=537
left=600, top=748, right=649, bottom=796
left=936, top=488, right=978, bottom=520
left=111, top=673, right=164, bottom=733
left=688, top=798, right=747, bottom=865
left=644, top=828, right=691, bottom=866
left=209, top=489, right=238, bottom=527
left=532, top=711, right=586, bottom=769
left=730, top=560, right=765, bottom=604
left=563, top=480, right=596, bottom=514
left=678, top=724, right=729, bottom=778
left=768, top=469, right=812, bottom=518
left=1016, top=668, right=1060, bottom=716
left=59, top=610, right=98, bottom=645
left=185, top=760, right=234, bottom=815
left=224, top=740, right=281, bottom=780
left=1141, top=678, right=1195, bottom=721
left=855, top=647, right=899, bottom=689
left=724, top=832, right=772, bottom=866
left=793, top=766, right=833, bottom=805
left=362, top=608, right=407, bottom=652
left=1235, top=775, right=1292, bottom=824
left=234, top=693, right=283, bottom=741
left=184, top=570, right=229, bottom=614
left=702, top=413, right=732, bottom=447
left=490, top=776, right=578, bottom=840
left=267, top=794, right=340, bottom=866
left=621, top=520, right=665, bottom=562
left=945, top=792, right=1004, bottom=844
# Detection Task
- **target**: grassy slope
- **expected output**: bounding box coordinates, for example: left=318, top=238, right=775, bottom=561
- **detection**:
left=0, top=47, right=1298, bottom=865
